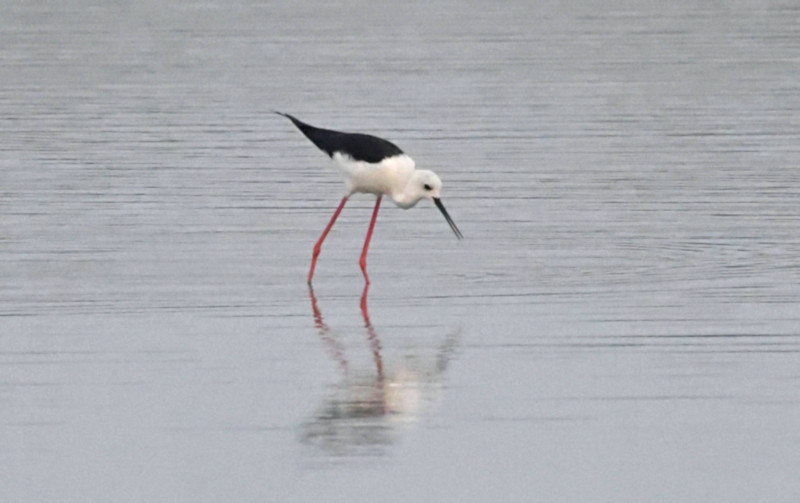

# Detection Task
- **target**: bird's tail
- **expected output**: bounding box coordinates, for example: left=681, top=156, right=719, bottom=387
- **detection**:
left=273, top=111, right=340, bottom=158
left=273, top=111, right=308, bottom=130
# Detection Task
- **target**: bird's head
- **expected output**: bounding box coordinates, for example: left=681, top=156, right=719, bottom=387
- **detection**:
left=395, top=170, right=463, bottom=240
left=413, top=169, right=443, bottom=200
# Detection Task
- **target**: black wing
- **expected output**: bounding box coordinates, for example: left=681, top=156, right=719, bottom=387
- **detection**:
left=276, top=112, right=404, bottom=164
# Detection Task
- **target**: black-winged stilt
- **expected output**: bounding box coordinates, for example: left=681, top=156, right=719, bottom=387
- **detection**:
left=276, top=112, right=462, bottom=284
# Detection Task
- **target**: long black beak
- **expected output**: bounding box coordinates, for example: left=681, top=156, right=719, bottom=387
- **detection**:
left=433, top=198, right=463, bottom=240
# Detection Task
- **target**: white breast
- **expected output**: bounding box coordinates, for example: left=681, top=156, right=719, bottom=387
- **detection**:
left=333, top=153, right=416, bottom=197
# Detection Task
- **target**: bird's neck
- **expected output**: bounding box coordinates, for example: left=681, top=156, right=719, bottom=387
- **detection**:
left=391, top=184, right=422, bottom=209
left=386, top=171, right=417, bottom=208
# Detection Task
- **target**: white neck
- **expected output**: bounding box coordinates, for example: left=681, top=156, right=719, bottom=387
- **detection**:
left=391, top=171, right=429, bottom=208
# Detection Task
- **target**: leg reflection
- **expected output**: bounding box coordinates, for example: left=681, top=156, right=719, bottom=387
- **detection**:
left=360, top=283, right=384, bottom=393
left=302, top=286, right=459, bottom=458
left=308, top=285, right=348, bottom=373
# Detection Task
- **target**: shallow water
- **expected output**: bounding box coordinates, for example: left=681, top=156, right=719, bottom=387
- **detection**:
left=2, top=0, right=800, bottom=501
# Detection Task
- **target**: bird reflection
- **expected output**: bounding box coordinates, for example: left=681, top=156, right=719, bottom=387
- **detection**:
left=302, top=284, right=458, bottom=458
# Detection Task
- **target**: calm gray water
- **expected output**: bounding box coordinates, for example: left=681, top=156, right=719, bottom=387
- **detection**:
left=2, top=0, right=800, bottom=501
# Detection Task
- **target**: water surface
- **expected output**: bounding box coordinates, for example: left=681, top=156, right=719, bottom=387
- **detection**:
left=2, top=1, right=799, bottom=501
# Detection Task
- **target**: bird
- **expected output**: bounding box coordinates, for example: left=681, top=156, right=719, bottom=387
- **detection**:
left=276, top=112, right=462, bottom=284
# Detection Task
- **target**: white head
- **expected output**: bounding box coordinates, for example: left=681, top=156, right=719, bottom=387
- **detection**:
left=393, top=169, right=441, bottom=208
left=393, top=169, right=463, bottom=239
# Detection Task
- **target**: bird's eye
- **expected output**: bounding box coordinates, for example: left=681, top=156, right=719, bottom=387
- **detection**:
left=423, top=184, right=433, bottom=191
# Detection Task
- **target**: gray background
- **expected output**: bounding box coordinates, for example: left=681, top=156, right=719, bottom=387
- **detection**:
left=2, top=0, right=799, bottom=501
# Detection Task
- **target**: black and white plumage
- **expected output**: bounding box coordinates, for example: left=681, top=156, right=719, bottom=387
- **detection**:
left=276, top=112, right=403, bottom=163
left=276, top=112, right=462, bottom=284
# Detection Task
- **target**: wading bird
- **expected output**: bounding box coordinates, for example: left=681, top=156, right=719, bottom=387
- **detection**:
left=276, top=112, right=462, bottom=284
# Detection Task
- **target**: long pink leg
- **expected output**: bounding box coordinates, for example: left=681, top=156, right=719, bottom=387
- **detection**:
left=308, top=196, right=348, bottom=284
left=359, top=196, right=382, bottom=284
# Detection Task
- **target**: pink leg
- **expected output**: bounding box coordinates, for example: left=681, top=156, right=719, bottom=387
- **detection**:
left=308, top=196, right=348, bottom=284
left=359, top=196, right=382, bottom=284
